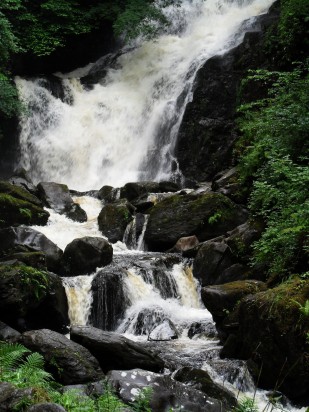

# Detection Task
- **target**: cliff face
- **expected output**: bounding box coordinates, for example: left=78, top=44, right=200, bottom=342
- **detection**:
left=175, top=2, right=280, bottom=183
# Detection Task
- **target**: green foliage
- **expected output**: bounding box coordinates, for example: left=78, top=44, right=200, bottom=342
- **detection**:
left=237, top=67, right=309, bottom=277
left=0, top=72, right=21, bottom=117
left=19, top=265, right=49, bottom=300
left=265, top=0, right=309, bottom=67
left=0, top=342, right=157, bottom=411
left=0, top=342, right=53, bottom=390
left=233, top=397, right=258, bottom=412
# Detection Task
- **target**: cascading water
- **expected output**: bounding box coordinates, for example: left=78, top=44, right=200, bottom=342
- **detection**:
left=18, top=0, right=306, bottom=409
left=17, top=0, right=274, bottom=191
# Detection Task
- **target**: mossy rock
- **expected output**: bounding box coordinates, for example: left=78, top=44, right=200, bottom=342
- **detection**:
left=145, top=192, right=248, bottom=251
left=221, top=277, right=309, bottom=401
left=98, top=200, right=134, bottom=243
left=0, top=182, right=49, bottom=227
left=0, top=263, right=50, bottom=316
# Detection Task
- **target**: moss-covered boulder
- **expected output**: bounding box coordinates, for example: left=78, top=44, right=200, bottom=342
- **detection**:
left=98, top=200, right=134, bottom=243
left=221, top=277, right=309, bottom=402
left=145, top=192, right=248, bottom=251
left=0, top=181, right=49, bottom=227
left=201, top=280, right=267, bottom=323
left=0, top=263, right=68, bottom=333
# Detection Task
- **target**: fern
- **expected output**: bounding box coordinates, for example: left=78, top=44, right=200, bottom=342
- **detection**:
left=0, top=342, right=29, bottom=375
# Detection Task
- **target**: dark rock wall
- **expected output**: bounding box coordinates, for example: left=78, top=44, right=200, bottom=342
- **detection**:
left=175, top=3, right=280, bottom=182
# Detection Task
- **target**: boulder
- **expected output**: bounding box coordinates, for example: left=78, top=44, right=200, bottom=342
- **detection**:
left=169, top=235, right=199, bottom=253
left=62, top=237, right=113, bottom=276
left=20, top=329, right=104, bottom=384
left=0, top=382, right=35, bottom=412
left=187, top=321, right=217, bottom=339
left=201, top=280, right=267, bottom=323
left=173, top=367, right=237, bottom=409
left=193, top=241, right=234, bottom=286
left=70, top=326, right=164, bottom=373
left=8, top=168, right=39, bottom=196
left=97, top=185, right=118, bottom=203
left=0, top=321, right=21, bottom=342
left=108, top=369, right=228, bottom=412
left=120, top=181, right=160, bottom=201
left=0, top=263, right=68, bottom=333
left=0, top=181, right=49, bottom=227
left=97, top=199, right=134, bottom=243
left=148, top=319, right=179, bottom=341
left=221, top=277, right=309, bottom=402
left=145, top=192, right=247, bottom=251
left=90, top=266, right=127, bottom=331
left=37, top=182, right=87, bottom=222
left=0, top=226, right=63, bottom=273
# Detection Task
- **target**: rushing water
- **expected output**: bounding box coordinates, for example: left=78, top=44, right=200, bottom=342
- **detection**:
left=20, top=0, right=306, bottom=409
left=17, top=0, right=274, bottom=190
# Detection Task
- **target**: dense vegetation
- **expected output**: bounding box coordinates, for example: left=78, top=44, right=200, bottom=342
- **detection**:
left=237, top=66, right=309, bottom=279
left=0, top=341, right=154, bottom=411
left=0, top=0, right=177, bottom=126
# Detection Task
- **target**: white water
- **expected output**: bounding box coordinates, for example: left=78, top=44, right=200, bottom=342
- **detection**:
left=17, top=0, right=274, bottom=191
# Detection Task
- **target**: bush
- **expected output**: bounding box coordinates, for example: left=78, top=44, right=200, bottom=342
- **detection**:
left=237, top=67, right=309, bottom=276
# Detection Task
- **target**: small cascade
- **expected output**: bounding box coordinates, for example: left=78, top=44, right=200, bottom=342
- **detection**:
left=123, top=213, right=149, bottom=251
left=118, top=259, right=210, bottom=337
left=62, top=274, right=95, bottom=326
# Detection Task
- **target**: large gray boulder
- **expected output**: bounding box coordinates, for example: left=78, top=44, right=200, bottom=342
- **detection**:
left=37, top=181, right=87, bottom=222
left=0, top=226, right=63, bottom=273
left=145, top=192, right=248, bottom=251
left=108, top=369, right=229, bottom=412
left=20, top=329, right=104, bottom=384
left=70, top=326, right=164, bottom=373
left=62, top=237, right=113, bottom=276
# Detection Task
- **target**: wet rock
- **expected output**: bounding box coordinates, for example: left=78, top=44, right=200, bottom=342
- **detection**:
left=0, top=263, right=68, bottom=333
left=62, top=237, right=113, bottom=276
left=70, top=326, right=164, bottom=373
left=211, top=167, right=244, bottom=203
left=0, top=226, right=63, bottom=273
left=108, top=368, right=227, bottom=412
left=221, top=277, right=309, bottom=402
left=145, top=192, right=247, bottom=251
left=61, top=381, right=105, bottom=398
left=187, top=321, right=217, bottom=339
left=158, top=181, right=180, bottom=193
left=201, top=280, right=267, bottom=322
left=0, top=382, right=35, bottom=412
left=148, top=319, right=179, bottom=341
left=90, top=266, right=127, bottom=331
left=98, top=185, right=118, bottom=203
left=169, top=235, right=199, bottom=253
left=9, top=168, right=39, bottom=196
left=120, top=181, right=160, bottom=201
left=193, top=240, right=234, bottom=286
left=0, top=321, right=21, bottom=342
left=122, top=307, right=166, bottom=336
left=174, top=367, right=237, bottom=409
left=37, top=181, right=87, bottom=222
left=98, top=199, right=134, bottom=243
left=175, top=8, right=280, bottom=182
left=0, top=181, right=49, bottom=227
left=225, top=220, right=264, bottom=263
left=20, top=329, right=104, bottom=384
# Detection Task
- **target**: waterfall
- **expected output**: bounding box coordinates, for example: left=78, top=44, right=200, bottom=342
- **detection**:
left=16, top=0, right=274, bottom=191
left=62, top=274, right=95, bottom=326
